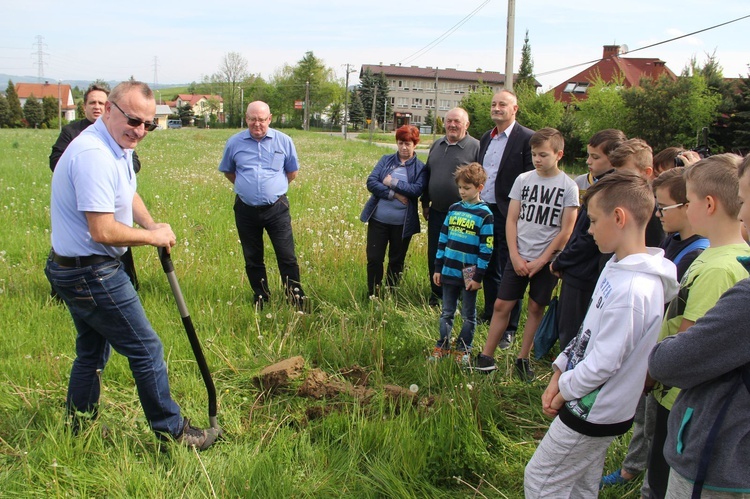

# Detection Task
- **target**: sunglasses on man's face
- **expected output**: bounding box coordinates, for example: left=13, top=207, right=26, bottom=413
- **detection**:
left=110, top=101, right=158, bottom=132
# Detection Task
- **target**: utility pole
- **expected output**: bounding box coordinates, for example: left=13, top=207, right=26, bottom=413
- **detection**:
left=368, top=85, right=378, bottom=143
left=432, top=67, right=439, bottom=143
left=383, top=98, right=388, bottom=132
left=343, top=63, right=356, bottom=140
left=504, top=0, right=516, bottom=92
left=304, top=80, right=310, bottom=131
left=57, top=80, right=61, bottom=131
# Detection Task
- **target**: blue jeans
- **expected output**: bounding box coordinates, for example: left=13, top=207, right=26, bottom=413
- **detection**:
left=437, top=283, right=477, bottom=352
left=45, top=257, right=183, bottom=437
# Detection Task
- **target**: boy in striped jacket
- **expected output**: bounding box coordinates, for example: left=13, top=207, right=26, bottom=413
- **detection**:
left=430, top=162, right=494, bottom=363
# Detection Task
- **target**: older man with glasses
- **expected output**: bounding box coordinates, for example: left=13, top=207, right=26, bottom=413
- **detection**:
left=219, top=100, right=307, bottom=311
left=45, top=80, right=218, bottom=450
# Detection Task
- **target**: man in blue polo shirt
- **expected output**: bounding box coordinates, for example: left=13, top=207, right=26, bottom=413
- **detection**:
left=45, top=80, right=217, bottom=450
left=219, top=100, right=306, bottom=310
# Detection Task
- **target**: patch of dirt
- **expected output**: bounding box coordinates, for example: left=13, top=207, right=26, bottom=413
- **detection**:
left=338, top=365, right=370, bottom=386
left=254, top=357, right=430, bottom=421
left=253, top=355, right=305, bottom=392
left=297, top=368, right=375, bottom=401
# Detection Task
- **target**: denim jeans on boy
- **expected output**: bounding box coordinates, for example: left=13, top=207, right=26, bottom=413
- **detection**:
left=45, top=257, right=183, bottom=437
left=437, top=283, right=477, bottom=352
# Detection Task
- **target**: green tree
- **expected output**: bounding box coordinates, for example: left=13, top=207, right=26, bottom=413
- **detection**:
left=292, top=51, right=341, bottom=127
left=460, top=84, right=494, bottom=139
left=23, top=94, right=44, bottom=128
left=358, top=68, right=389, bottom=124
left=42, top=96, right=58, bottom=127
left=516, top=83, right=564, bottom=131
left=572, top=73, right=629, bottom=145
left=424, top=109, right=434, bottom=128
left=621, top=73, right=720, bottom=152
left=435, top=115, right=444, bottom=135
left=0, top=93, right=10, bottom=127
left=516, top=29, right=535, bottom=91
left=726, top=71, right=750, bottom=154
left=177, top=103, right=194, bottom=126
left=348, top=89, right=365, bottom=130
left=76, top=100, right=84, bottom=120
left=686, top=54, right=738, bottom=153
left=328, top=101, right=343, bottom=127
left=5, top=80, right=24, bottom=128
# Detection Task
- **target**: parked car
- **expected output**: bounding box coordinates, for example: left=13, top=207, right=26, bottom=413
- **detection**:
left=167, top=119, right=182, bottom=129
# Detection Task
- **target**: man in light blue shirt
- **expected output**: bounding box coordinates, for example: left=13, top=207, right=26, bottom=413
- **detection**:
left=219, top=100, right=306, bottom=310
left=45, top=81, right=218, bottom=450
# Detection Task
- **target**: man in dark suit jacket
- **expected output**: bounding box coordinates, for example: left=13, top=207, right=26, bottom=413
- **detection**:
left=476, top=90, right=534, bottom=346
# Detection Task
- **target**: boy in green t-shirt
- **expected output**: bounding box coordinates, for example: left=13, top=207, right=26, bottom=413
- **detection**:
left=645, top=153, right=750, bottom=498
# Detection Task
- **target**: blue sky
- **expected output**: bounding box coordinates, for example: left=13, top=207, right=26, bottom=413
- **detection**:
left=1, top=0, right=747, bottom=91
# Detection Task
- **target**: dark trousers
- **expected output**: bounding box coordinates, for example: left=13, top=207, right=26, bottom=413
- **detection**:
left=121, top=248, right=139, bottom=290
left=482, top=204, right=520, bottom=329
left=647, top=402, right=671, bottom=499
left=366, top=219, right=412, bottom=296
left=234, top=195, right=304, bottom=303
left=427, top=208, right=448, bottom=301
left=556, top=280, right=594, bottom=350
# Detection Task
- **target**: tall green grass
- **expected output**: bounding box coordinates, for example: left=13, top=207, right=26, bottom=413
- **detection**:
left=0, top=128, right=636, bottom=497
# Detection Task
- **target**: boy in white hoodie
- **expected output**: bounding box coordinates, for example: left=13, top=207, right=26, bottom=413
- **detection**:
left=524, top=171, right=679, bottom=498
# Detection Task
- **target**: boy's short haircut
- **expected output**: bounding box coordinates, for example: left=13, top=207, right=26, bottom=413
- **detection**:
left=584, top=170, right=653, bottom=228
left=684, top=153, right=742, bottom=218
left=652, top=167, right=687, bottom=204
left=653, top=146, right=685, bottom=175
left=738, top=153, right=750, bottom=179
left=530, top=127, right=565, bottom=153
left=609, top=138, right=653, bottom=173
left=454, top=162, right=487, bottom=187
left=588, top=129, right=627, bottom=156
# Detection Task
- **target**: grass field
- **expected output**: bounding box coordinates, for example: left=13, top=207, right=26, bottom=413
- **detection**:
left=0, top=128, right=636, bottom=497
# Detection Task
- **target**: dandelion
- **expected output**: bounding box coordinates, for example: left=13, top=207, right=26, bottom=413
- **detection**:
left=409, top=384, right=419, bottom=393
left=266, top=313, right=272, bottom=319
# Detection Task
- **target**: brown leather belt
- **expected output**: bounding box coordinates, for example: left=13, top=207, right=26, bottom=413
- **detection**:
left=51, top=252, right=116, bottom=268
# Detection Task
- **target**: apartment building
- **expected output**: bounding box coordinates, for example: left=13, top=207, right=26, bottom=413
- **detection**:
left=361, top=64, right=533, bottom=129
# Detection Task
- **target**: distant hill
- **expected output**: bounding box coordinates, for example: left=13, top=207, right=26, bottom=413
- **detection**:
left=0, top=73, right=187, bottom=92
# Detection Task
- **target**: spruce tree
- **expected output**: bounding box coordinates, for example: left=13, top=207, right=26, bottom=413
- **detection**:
left=516, top=30, right=535, bottom=90
left=5, top=80, right=24, bottom=128
left=348, top=89, right=365, bottom=130
left=0, top=94, right=10, bottom=128
left=23, top=94, right=44, bottom=128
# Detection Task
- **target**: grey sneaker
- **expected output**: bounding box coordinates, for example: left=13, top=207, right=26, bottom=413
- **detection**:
left=499, top=330, right=516, bottom=350
left=515, top=358, right=535, bottom=382
left=175, top=418, right=218, bottom=451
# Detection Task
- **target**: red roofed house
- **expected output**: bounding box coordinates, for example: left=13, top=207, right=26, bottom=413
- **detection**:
left=174, top=94, right=224, bottom=123
left=15, top=81, right=76, bottom=121
left=551, top=45, right=678, bottom=104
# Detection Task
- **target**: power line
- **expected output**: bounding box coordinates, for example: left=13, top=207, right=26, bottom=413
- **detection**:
left=399, top=0, right=491, bottom=66
left=536, top=13, right=750, bottom=78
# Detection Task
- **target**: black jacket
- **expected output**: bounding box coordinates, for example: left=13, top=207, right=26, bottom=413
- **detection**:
left=49, top=118, right=142, bottom=173
left=476, top=122, right=534, bottom=225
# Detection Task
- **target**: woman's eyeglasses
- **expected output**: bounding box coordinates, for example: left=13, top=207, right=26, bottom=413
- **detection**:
left=111, top=101, right=158, bottom=132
